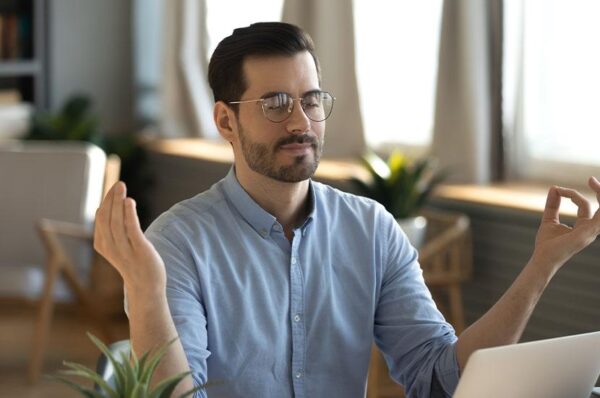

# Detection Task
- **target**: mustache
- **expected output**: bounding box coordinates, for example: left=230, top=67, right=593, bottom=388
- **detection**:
left=276, top=134, right=319, bottom=149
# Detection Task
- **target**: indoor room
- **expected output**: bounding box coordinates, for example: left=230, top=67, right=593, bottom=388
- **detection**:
left=0, top=0, right=598, bottom=397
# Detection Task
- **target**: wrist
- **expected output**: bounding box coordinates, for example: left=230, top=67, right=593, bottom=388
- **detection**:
left=125, top=284, right=168, bottom=313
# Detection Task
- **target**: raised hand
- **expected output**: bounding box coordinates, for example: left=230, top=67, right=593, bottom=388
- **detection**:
left=94, top=182, right=166, bottom=296
left=531, top=177, right=600, bottom=271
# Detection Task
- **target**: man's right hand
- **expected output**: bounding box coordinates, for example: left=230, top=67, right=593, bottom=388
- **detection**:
left=94, top=181, right=166, bottom=296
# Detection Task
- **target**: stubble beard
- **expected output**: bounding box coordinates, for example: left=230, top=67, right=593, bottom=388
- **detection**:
left=238, top=124, right=323, bottom=183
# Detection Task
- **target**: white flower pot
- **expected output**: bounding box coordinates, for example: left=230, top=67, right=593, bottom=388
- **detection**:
left=396, top=216, right=428, bottom=249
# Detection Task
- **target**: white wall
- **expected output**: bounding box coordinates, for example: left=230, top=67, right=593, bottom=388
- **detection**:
left=48, top=0, right=134, bottom=134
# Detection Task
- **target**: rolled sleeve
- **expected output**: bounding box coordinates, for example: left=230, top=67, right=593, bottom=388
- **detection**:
left=374, top=213, right=460, bottom=397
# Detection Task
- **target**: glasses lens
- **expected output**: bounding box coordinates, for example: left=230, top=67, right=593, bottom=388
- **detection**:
left=262, top=93, right=293, bottom=122
left=302, top=91, right=334, bottom=122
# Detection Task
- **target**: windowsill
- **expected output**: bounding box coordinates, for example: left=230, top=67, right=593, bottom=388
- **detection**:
left=433, top=183, right=582, bottom=219
left=145, top=138, right=588, bottom=219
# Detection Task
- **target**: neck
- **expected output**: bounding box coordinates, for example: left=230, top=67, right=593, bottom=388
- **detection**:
left=235, top=165, right=310, bottom=235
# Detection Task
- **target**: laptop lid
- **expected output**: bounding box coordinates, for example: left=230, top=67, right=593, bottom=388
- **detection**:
left=453, top=331, right=600, bottom=398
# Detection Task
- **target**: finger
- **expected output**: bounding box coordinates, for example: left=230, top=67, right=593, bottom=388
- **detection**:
left=588, top=176, right=600, bottom=205
left=555, top=187, right=592, bottom=219
left=124, top=198, right=147, bottom=248
left=110, top=181, right=133, bottom=255
left=542, top=186, right=561, bottom=223
left=95, top=182, right=121, bottom=249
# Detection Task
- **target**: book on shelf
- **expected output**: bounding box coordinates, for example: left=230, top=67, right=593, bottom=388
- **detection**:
left=0, top=1, right=33, bottom=61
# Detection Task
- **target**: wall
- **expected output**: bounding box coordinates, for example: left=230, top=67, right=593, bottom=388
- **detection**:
left=47, top=0, right=134, bottom=134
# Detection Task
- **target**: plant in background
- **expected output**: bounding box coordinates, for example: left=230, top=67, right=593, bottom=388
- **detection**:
left=52, top=333, right=204, bottom=398
left=351, top=150, right=447, bottom=220
left=24, top=95, right=153, bottom=227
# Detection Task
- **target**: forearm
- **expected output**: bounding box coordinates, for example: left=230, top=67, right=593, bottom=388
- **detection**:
left=455, top=258, right=556, bottom=369
left=127, top=291, right=194, bottom=395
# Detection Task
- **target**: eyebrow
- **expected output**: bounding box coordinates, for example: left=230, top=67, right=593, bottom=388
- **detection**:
left=260, top=89, right=322, bottom=99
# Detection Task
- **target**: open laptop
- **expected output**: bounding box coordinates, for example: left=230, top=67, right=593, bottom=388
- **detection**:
left=453, top=331, right=600, bottom=398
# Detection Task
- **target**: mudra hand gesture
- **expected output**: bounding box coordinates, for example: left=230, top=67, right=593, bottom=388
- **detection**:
left=532, top=177, right=600, bottom=272
left=94, top=182, right=166, bottom=296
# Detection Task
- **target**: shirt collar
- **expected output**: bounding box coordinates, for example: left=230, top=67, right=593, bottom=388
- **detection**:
left=221, top=167, right=316, bottom=238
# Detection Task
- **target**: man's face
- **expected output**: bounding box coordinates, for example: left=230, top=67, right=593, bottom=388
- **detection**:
left=232, top=51, right=325, bottom=183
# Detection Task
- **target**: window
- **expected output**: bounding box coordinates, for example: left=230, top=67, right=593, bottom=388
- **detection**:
left=353, top=1, right=443, bottom=153
left=504, top=0, right=600, bottom=183
left=205, top=0, right=284, bottom=61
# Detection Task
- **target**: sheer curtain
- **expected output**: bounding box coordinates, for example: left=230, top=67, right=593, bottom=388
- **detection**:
left=431, top=0, right=503, bottom=184
left=160, top=0, right=217, bottom=138
left=504, top=0, right=600, bottom=184
left=282, top=0, right=365, bottom=158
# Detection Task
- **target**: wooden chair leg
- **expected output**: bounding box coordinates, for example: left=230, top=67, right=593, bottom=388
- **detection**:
left=59, top=262, right=114, bottom=343
left=28, top=257, right=60, bottom=383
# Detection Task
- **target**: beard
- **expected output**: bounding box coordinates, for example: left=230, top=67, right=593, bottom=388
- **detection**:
left=237, top=123, right=323, bottom=183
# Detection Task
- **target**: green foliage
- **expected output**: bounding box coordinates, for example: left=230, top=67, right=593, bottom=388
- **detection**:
left=351, top=150, right=447, bottom=219
left=25, top=96, right=104, bottom=145
left=23, top=94, right=153, bottom=227
left=51, top=333, right=204, bottom=398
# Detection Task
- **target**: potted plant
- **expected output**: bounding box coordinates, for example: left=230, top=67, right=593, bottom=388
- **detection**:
left=52, top=333, right=206, bottom=397
left=351, top=150, right=446, bottom=248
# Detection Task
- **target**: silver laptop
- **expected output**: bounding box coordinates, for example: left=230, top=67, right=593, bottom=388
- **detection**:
left=453, top=331, right=600, bottom=398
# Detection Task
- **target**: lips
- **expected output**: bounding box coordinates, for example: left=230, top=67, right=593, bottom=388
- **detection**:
left=279, top=143, right=313, bottom=150
left=277, top=135, right=318, bottom=152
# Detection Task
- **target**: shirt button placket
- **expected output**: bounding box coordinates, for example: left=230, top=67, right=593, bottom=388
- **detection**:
left=290, top=236, right=305, bottom=397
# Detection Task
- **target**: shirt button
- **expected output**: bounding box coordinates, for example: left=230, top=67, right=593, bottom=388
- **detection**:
left=273, top=224, right=282, bottom=231
left=294, top=314, right=301, bottom=322
left=291, top=257, right=297, bottom=265
left=260, top=228, right=268, bottom=237
left=295, top=370, right=303, bottom=379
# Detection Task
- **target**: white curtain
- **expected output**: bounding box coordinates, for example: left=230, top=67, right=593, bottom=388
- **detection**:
left=282, top=0, right=365, bottom=158
left=431, top=0, right=501, bottom=183
left=160, top=0, right=218, bottom=138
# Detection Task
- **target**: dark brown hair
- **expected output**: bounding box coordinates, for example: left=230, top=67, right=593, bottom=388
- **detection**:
left=208, top=22, right=321, bottom=107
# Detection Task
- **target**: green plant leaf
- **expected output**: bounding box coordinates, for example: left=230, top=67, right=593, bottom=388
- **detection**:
left=122, top=351, right=138, bottom=397
left=60, top=362, right=118, bottom=398
left=48, top=374, right=105, bottom=398
left=139, top=337, right=179, bottom=386
left=362, top=150, right=390, bottom=180
left=148, top=370, right=193, bottom=398
left=87, top=333, right=128, bottom=392
left=178, top=384, right=206, bottom=398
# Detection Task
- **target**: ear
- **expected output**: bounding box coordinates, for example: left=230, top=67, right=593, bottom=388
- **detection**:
left=214, top=101, right=238, bottom=142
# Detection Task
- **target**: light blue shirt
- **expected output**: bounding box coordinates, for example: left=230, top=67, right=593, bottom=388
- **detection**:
left=145, top=168, right=459, bottom=397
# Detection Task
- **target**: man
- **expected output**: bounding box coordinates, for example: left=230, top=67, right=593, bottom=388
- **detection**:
left=94, top=22, right=600, bottom=397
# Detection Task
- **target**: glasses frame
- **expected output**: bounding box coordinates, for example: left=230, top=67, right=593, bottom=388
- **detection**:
left=228, top=90, right=335, bottom=123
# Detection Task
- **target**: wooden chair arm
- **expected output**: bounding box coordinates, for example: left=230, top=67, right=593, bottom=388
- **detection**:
left=37, top=218, right=93, bottom=241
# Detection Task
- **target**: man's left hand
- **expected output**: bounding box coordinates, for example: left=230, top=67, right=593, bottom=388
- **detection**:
left=531, top=177, right=600, bottom=272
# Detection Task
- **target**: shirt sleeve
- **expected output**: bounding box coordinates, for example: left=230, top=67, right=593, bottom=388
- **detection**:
left=145, top=222, right=210, bottom=397
left=373, top=210, right=460, bottom=397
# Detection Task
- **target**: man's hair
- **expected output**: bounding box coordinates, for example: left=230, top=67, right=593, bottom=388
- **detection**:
left=208, top=22, right=321, bottom=106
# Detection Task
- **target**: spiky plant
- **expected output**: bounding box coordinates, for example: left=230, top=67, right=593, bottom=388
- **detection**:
left=52, top=333, right=204, bottom=398
left=351, top=150, right=446, bottom=219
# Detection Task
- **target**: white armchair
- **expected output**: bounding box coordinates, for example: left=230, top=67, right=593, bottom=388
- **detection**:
left=0, top=141, right=121, bottom=382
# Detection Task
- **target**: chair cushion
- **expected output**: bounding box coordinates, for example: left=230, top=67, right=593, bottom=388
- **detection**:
left=0, top=141, right=106, bottom=300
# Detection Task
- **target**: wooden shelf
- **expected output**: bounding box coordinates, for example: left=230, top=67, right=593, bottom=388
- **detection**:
left=0, top=60, right=41, bottom=76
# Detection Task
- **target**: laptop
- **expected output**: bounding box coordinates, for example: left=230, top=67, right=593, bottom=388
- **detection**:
left=453, top=331, right=600, bottom=398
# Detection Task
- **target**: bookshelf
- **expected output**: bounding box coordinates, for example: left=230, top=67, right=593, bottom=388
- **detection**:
left=0, top=0, right=45, bottom=109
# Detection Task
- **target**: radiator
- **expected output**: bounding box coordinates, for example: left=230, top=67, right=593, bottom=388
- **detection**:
left=431, top=198, right=600, bottom=342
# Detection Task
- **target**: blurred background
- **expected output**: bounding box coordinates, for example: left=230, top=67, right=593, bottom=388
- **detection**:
left=0, top=0, right=599, bottom=397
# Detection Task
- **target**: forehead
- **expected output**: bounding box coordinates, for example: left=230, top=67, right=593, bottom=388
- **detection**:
left=242, top=51, right=320, bottom=97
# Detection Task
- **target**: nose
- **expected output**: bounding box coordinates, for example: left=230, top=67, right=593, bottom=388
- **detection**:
left=286, top=99, right=311, bottom=135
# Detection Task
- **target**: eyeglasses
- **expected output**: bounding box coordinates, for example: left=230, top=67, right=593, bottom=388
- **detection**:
left=229, top=90, right=335, bottom=123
